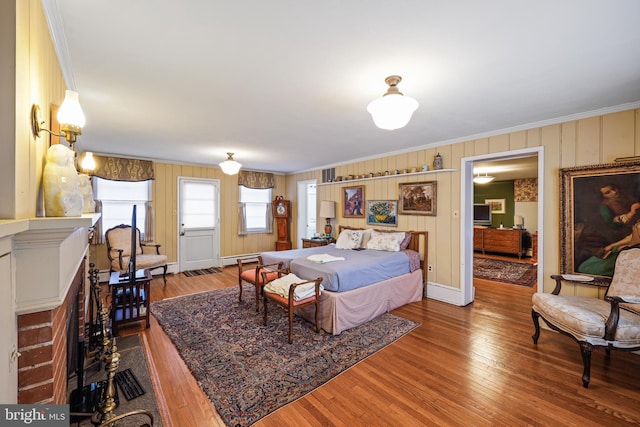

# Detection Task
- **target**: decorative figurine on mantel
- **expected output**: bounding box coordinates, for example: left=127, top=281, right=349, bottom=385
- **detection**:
left=43, top=144, right=83, bottom=217
left=433, top=152, right=443, bottom=170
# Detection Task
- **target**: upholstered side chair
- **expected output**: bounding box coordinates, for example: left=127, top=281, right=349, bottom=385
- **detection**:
left=236, top=255, right=283, bottom=312
left=105, top=224, right=168, bottom=285
left=531, top=245, right=640, bottom=388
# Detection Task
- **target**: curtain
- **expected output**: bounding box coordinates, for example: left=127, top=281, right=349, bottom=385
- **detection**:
left=91, top=200, right=103, bottom=245
left=90, top=155, right=155, bottom=244
left=238, top=203, right=248, bottom=236
left=144, top=202, right=154, bottom=242
left=238, top=170, right=275, bottom=189
left=265, top=202, right=274, bottom=234
left=92, top=155, right=155, bottom=181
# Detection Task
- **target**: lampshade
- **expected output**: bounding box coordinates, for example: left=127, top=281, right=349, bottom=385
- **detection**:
left=319, top=201, right=335, bottom=219
left=57, top=90, right=86, bottom=142
left=219, top=152, right=242, bottom=175
left=473, top=172, right=495, bottom=184
left=81, top=152, right=96, bottom=171
left=367, top=75, right=419, bottom=130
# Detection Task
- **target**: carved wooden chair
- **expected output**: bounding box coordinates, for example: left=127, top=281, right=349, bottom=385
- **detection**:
left=262, top=269, right=323, bottom=344
left=532, top=245, right=640, bottom=387
left=105, top=225, right=168, bottom=285
left=236, top=255, right=283, bottom=311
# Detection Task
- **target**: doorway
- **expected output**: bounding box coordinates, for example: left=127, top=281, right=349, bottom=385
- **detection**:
left=177, top=177, right=221, bottom=271
left=297, top=180, right=317, bottom=247
left=460, top=147, right=544, bottom=306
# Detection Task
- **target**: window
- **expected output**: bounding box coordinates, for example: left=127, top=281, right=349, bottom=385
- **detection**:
left=240, top=186, right=272, bottom=233
left=95, top=177, right=151, bottom=237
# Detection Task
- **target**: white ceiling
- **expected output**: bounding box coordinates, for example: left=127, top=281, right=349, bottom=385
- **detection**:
left=46, top=1, right=640, bottom=174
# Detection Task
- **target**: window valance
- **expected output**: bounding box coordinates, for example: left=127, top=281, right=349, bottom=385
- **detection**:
left=238, top=170, right=276, bottom=189
left=91, top=155, right=154, bottom=181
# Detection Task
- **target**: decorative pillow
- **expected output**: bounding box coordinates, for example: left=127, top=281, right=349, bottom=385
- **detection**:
left=400, top=232, right=412, bottom=250
left=359, top=229, right=373, bottom=248
left=366, top=230, right=405, bottom=252
left=335, top=229, right=364, bottom=249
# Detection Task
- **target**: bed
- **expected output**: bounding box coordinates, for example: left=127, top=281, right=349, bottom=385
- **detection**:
left=260, top=226, right=427, bottom=334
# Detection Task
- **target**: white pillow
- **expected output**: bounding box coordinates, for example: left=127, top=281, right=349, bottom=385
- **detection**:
left=359, top=229, right=373, bottom=248
left=366, top=230, right=405, bottom=252
left=335, top=229, right=364, bottom=249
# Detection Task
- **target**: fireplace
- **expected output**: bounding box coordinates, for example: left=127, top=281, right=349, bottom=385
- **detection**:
left=17, top=260, right=86, bottom=404
left=2, top=214, right=100, bottom=404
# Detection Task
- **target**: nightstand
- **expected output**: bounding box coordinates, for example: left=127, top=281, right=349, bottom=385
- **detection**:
left=302, top=238, right=335, bottom=248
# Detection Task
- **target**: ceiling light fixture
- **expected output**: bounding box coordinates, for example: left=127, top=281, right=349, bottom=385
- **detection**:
left=31, top=90, right=86, bottom=149
left=367, top=75, right=419, bottom=130
left=219, top=152, right=242, bottom=175
left=81, top=152, right=96, bottom=172
left=473, top=172, right=495, bottom=184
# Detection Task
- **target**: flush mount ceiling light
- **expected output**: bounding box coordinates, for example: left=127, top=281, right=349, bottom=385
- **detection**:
left=367, top=75, right=419, bottom=130
left=473, top=172, right=495, bottom=184
left=219, top=152, right=242, bottom=175
left=31, top=90, right=86, bottom=149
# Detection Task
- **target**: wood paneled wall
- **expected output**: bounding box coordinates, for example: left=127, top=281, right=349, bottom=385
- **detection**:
left=286, top=108, right=640, bottom=297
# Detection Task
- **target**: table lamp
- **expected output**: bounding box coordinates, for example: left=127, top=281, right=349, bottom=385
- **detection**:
left=319, top=201, right=336, bottom=239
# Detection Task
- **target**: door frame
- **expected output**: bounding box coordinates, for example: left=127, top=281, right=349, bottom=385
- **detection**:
left=177, top=176, right=221, bottom=271
left=459, top=146, right=544, bottom=306
left=297, top=179, right=317, bottom=248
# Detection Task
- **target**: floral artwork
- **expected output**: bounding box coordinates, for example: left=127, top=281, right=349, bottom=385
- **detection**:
left=514, top=178, right=538, bottom=202
left=366, top=200, right=398, bottom=226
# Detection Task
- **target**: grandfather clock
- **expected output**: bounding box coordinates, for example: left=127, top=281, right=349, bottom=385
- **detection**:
left=273, top=197, right=292, bottom=251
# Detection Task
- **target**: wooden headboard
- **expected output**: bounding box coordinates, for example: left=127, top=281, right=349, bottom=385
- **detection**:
left=338, top=225, right=428, bottom=281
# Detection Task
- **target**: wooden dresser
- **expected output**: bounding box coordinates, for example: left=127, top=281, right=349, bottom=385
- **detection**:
left=474, top=227, right=527, bottom=258
left=301, top=238, right=335, bottom=248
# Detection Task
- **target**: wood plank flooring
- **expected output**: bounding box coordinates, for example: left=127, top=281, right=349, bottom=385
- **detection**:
left=113, top=264, right=640, bottom=426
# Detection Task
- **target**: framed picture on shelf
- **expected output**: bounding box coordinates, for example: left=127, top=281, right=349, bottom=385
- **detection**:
left=343, top=185, right=365, bottom=218
left=398, top=181, right=437, bottom=216
left=484, top=198, right=506, bottom=214
left=366, top=200, right=398, bottom=226
left=560, top=162, right=640, bottom=277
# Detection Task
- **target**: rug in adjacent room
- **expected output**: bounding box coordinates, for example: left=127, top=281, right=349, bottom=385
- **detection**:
left=182, top=267, right=222, bottom=277
left=150, top=285, right=419, bottom=426
left=473, top=257, right=537, bottom=287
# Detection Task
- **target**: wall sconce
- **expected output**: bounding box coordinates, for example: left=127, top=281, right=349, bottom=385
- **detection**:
left=219, top=152, right=242, bottom=175
left=319, top=200, right=336, bottom=239
left=80, top=152, right=96, bottom=172
left=367, top=75, right=419, bottom=130
left=31, top=90, right=86, bottom=149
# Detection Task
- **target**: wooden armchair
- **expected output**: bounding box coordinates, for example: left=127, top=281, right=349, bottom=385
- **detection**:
left=237, top=255, right=283, bottom=311
left=105, top=225, right=168, bottom=285
left=261, top=269, right=323, bottom=344
left=531, top=245, right=640, bottom=388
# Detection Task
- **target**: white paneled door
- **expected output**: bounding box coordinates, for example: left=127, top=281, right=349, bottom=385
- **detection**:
left=178, top=177, right=221, bottom=271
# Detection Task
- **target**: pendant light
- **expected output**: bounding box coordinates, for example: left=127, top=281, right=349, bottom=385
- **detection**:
left=367, top=75, right=419, bottom=130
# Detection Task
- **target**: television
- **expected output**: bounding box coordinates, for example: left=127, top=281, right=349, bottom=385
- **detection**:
left=473, top=203, right=492, bottom=226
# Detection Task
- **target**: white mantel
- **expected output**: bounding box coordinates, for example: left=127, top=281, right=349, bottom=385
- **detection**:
left=1, top=214, right=100, bottom=314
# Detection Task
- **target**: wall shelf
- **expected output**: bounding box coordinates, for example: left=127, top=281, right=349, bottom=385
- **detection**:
left=317, top=168, right=456, bottom=186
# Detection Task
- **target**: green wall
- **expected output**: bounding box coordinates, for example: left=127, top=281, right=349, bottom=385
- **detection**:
left=474, top=180, right=514, bottom=228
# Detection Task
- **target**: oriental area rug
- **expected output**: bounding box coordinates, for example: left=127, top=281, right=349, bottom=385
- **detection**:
left=150, top=285, right=419, bottom=426
left=473, top=257, right=537, bottom=287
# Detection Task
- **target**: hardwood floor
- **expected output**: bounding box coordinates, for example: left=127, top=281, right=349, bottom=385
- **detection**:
left=114, top=265, right=640, bottom=426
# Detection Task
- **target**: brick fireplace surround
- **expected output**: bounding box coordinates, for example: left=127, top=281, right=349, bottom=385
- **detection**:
left=0, top=214, right=99, bottom=404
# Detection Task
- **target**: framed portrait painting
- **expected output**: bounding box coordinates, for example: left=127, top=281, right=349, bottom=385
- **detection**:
left=366, top=200, right=398, bottom=226
left=343, top=185, right=365, bottom=218
left=399, top=181, right=437, bottom=216
left=560, top=162, right=640, bottom=277
left=484, top=198, right=506, bottom=214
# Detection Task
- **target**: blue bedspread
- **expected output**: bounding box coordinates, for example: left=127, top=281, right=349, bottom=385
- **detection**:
left=261, top=245, right=412, bottom=292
